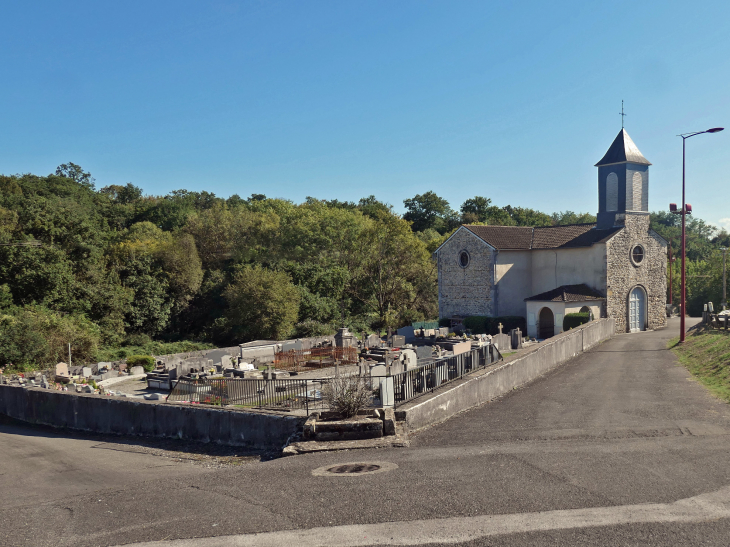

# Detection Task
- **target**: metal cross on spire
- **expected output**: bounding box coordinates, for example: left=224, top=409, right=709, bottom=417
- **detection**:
left=619, top=100, right=626, bottom=129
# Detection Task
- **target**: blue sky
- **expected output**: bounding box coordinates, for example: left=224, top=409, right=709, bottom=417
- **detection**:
left=1, top=1, right=729, bottom=230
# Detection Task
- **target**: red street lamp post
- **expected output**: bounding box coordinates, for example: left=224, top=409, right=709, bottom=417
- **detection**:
left=668, top=240, right=676, bottom=306
left=671, top=127, right=724, bottom=343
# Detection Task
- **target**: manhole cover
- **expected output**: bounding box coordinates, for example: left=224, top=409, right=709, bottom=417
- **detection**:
left=328, top=463, right=380, bottom=474
left=312, top=461, right=398, bottom=477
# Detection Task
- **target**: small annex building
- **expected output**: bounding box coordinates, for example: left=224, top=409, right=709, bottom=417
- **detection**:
left=434, top=128, right=668, bottom=337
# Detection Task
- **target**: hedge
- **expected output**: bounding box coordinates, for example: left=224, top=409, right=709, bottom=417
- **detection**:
left=462, top=316, right=527, bottom=336
left=126, top=355, right=156, bottom=372
left=563, top=312, right=590, bottom=331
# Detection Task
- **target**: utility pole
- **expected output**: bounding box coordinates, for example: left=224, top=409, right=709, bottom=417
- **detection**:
left=722, top=247, right=728, bottom=310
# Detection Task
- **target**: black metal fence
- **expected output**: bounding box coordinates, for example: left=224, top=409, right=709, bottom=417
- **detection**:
left=166, top=375, right=376, bottom=413
left=391, top=344, right=502, bottom=408
left=166, top=345, right=501, bottom=412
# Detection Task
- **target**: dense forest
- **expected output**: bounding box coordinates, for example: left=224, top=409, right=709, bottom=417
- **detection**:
left=0, top=164, right=727, bottom=369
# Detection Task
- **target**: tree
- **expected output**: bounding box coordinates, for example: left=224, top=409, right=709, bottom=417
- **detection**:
left=358, top=195, right=392, bottom=220
left=551, top=211, right=596, bottom=225
left=55, top=163, right=95, bottom=189
left=222, top=265, right=300, bottom=342
left=502, top=206, right=553, bottom=227
left=460, top=196, right=492, bottom=224
left=100, top=183, right=143, bottom=204
left=352, top=214, right=436, bottom=329
left=403, top=191, right=458, bottom=234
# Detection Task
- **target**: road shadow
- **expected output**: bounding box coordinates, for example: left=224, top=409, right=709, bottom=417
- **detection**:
left=0, top=414, right=277, bottom=463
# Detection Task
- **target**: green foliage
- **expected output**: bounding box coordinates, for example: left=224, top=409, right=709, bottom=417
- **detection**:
left=672, top=327, right=730, bottom=402
left=460, top=196, right=493, bottom=224
left=125, top=354, right=156, bottom=372
left=551, top=211, right=597, bottom=225
left=563, top=312, right=590, bottom=330
left=462, top=316, right=527, bottom=335
left=403, top=191, right=459, bottom=234
left=96, top=340, right=213, bottom=362
left=2, top=161, right=726, bottom=369
left=292, top=319, right=336, bottom=338
left=0, top=305, right=100, bottom=370
left=222, top=265, right=301, bottom=342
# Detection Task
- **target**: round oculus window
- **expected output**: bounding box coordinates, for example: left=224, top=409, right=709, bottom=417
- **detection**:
left=631, top=245, right=644, bottom=265
left=459, top=251, right=470, bottom=268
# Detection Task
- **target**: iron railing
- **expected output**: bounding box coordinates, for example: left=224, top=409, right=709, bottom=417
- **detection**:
left=166, top=374, right=376, bottom=413
left=166, top=345, right=501, bottom=412
left=391, top=345, right=501, bottom=408
left=273, top=346, right=358, bottom=372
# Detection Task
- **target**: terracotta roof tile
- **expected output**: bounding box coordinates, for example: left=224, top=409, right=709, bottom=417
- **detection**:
left=463, top=225, right=533, bottom=250
left=524, top=284, right=606, bottom=302
left=462, top=224, right=621, bottom=251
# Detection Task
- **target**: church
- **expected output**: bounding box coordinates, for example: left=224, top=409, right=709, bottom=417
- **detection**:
left=434, top=129, right=668, bottom=338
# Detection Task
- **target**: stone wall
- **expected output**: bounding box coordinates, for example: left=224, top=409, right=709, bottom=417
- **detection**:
left=605, top=213, right=667, bottom=333
left=0, top=386, right=304, bottom=450
left=397, top=318, right=616, bottom=431
left=437, top=227, right=494, bottom=318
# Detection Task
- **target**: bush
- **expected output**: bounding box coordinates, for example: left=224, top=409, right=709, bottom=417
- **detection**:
left=563, top=312, right=590, bottom=330
left=126, top=355, right=156, bottom=372
left=438, top=317, right=451, bottom=328
left=462, top=316, right=527, bottom=335
left=322, top=375, right=373, bottom=418
left=292, top=319, right=336, bottom=338
left=0, top=305, right=101, bottom=370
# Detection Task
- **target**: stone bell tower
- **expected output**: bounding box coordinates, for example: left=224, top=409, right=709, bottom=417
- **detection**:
left=595, top=129, right=651, bottom=230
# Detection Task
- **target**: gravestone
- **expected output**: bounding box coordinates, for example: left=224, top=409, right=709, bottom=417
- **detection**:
left=370, top=364, right=387, bottom=378
left=396, top=326, right=416, bottom=343
left=335, top=327, right=356, bottom=348
left=391, top=335, right=405, bottom=347
left=492, top=332, right=510, bottom=351
left=55, top=362, right=69, bottom=379
left=220, top=355, right=232, bottom=369
left=401, top=349, right=417, bottom=370
left=380, top=376, right=394, bottom=407
left=282, top=340, right=303, bottom=352
left=204, top=349, right=232, bottom=366
left=97, top=362, right=112, bottom=372
left=510, top=328, right=523, bottom=350
left=129, top=366, right=145, bottom=376
left=366, top=334, right=381, bottom=348
left=82, top=367, right=92, bottom=378
left=415, top=346, right=432, bottom=360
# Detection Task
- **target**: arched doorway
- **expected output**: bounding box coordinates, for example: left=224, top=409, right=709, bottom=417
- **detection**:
left=628, top=287, right=646, bottom=332
left=579, top=305, right=593, bottom=320
left=539, top=307, right=554, bottom=339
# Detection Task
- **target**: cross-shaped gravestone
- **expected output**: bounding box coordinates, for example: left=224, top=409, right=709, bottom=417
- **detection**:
left=498, top=323, right=503, bottom=334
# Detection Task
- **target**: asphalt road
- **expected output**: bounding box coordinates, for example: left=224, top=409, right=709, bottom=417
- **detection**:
left=5, top=317, right=730, bottom=546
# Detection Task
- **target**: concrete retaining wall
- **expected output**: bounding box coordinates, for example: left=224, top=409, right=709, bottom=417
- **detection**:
left=398, top=318, right=616, bottom=431
left=0, top=386, right=304, bottom=450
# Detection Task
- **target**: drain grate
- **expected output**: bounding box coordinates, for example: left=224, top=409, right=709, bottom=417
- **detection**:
left=328, top=463, right=381, bottom=474
left=312, top=461, right=398, bottom=477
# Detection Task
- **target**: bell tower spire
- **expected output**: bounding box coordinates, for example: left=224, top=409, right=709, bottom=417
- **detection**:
left=595, top=128, right=651, bottom=229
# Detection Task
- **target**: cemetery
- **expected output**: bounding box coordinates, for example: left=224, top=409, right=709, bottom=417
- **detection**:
left=0, top=317, right=615, bottom=452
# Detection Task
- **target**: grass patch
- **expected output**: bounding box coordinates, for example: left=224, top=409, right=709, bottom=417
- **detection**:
left=670, top=325, right=730, bottom=402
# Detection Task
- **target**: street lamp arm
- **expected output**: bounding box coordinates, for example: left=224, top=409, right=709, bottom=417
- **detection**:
left=679, top=128, right=725, bottom=139
left=676, top=125, right=723, bottom=342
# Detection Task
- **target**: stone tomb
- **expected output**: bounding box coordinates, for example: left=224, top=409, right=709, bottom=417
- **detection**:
left=366, top=334, right=381, bottom=348
left=55, top=362, right=70, bottom=382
